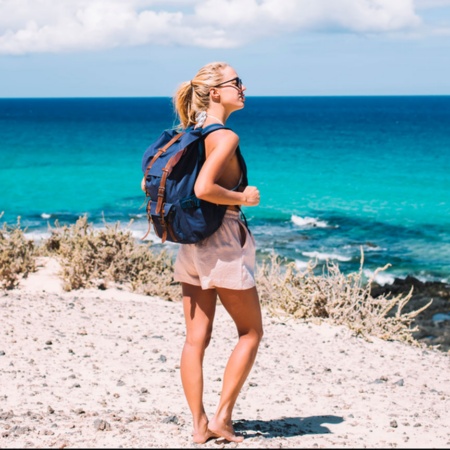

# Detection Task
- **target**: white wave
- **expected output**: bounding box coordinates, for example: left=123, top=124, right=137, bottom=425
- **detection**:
left=363, top=269, right=396, bottom=286
left=303, top=251, right=351, bottom=262
left=343, top=243, right=385, bottom=252
left=129, top=228, right=178, bottom=247
left=130, top=228, right=158, bottom=243
left=364, top=246, right=385, bottom=252
left=41, top=213, right=51, bottom=219
left=291, top=215, right=328, bottom=228
left=295, top=260, right=310, bottom=271
left=25, top=230, right=52, bottom=241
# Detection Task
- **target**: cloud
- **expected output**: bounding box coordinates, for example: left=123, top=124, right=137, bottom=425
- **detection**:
left=0, top=0, right=423, bottom=55
left=414, top=0, right=450, bottom=9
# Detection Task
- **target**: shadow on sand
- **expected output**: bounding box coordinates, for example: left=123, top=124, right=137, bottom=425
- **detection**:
left=234, top=415, right=344, bottom=439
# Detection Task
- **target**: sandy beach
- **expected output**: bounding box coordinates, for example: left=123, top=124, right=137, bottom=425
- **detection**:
left=1, top=257, right=449, bottom=449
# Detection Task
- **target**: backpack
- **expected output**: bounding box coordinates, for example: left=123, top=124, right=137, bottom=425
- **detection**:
left=141, top=124, right=245, bottom=244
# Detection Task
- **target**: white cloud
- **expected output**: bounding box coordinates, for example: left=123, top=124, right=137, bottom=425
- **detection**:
left=195, top=0, right=421, bottom=33
left=0, top=0, right=424, bottom=55
left=414, top=0, right=450, bottom=9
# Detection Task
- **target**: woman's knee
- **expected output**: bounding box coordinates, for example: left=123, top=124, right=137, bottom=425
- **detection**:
left=185, top=329, right=213, bottom=350
left=254, top=326, right=264, bottom=344
left=240, top=327, right=264, bottom=346
left=257, top=326, right=264, bottom=342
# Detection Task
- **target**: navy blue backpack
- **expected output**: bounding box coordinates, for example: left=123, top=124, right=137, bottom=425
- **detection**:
left=141, top=124, right=240, bottom=244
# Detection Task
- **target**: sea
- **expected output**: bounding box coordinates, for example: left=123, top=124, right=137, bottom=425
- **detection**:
left=1, top=96, right=449, bottom=285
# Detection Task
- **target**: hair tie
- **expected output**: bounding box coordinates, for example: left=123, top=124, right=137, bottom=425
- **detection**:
left=195, top=111, right=207, bottom=127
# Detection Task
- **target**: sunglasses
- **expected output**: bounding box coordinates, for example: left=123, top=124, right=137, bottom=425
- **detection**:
left=213, top=77, right=243, bottom=90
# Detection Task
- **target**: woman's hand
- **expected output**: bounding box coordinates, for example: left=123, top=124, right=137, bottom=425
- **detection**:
left=241, top=186, right=260, bottom=206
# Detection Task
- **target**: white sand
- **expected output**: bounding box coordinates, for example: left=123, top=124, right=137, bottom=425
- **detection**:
left=1, top=257, right=449, bottom=449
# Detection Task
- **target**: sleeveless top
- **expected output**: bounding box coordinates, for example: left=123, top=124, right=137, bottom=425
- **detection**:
left=231, top=145, right=248, bottom=192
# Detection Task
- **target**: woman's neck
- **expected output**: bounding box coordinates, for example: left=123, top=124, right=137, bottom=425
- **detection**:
left=206, top=113, right=225, bottom=125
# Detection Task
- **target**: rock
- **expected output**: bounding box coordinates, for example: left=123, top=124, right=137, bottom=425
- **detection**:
left=371, top=277, right=450, bottom=352
left=93, top=419, right=111, bottom=431
left=161, top=415, right=179, bottom=424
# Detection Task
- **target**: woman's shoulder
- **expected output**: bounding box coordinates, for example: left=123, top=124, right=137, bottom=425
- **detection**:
left=206, top=127, right=239, bottom=146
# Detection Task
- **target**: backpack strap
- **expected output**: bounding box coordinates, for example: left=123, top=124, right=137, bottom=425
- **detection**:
left=201, top=123, right=230, bottom=136
left=155, top=147, right=190, bottom=243
left=143, top=131, right=184, bottom=196
left=141, top=131, right=184, bottom=241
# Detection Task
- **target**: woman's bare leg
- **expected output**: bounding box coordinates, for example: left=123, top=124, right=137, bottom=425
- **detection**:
left=180, top=282, right=217, bottom=444
left=208, top=286, right=263, bottom=442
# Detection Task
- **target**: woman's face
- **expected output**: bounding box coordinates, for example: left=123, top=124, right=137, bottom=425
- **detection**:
left=212, top=66, right=246, bottom=111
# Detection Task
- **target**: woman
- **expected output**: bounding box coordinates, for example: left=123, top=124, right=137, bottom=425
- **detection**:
left=172, top=62, right=264, bottom=444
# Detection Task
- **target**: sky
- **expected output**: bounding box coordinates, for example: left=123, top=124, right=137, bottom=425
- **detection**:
left=1, top=0, right=450, bottom=97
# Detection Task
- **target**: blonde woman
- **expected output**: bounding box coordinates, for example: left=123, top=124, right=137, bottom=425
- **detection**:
left=172, top=62, right=264, bottom=443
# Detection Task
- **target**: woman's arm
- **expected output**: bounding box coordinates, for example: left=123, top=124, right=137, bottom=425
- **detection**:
left=194, top=129, right=260, bottom=206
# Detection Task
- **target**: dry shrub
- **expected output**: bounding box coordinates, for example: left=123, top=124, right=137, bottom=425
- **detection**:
left=126, top=244, right=180, bottom=301
left=256, top=251, right=431, bottom=345
left=0, top=215, right=36, bottom=289
left=44, top=216, right=179, bottom=299
left=39, top=216, right=431, bottom=345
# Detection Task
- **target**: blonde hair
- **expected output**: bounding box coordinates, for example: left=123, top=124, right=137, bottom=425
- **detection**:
left=173, top=61, right=229, bottom=129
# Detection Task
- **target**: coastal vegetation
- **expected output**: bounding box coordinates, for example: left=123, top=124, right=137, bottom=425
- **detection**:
left=0, top=216, right=433, bottom=348
left=0, top=215, right=36, bottom=289
left=256, top=254, right=431, bottom=346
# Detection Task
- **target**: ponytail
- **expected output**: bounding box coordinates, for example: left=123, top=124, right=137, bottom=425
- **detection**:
left=173, top=62, right=229, bottom=129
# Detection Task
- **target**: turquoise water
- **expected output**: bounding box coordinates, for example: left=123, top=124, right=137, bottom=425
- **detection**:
left=1, top=97, right=449, bottom=283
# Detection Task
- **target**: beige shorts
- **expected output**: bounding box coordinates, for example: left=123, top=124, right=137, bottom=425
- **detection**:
left=174, top=209, right=256, bottom=290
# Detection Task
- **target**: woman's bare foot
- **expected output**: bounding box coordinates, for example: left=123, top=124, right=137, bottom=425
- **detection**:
left=208, top=417, right=244, bottom=443
left=193, top=422, right=218, bottom=444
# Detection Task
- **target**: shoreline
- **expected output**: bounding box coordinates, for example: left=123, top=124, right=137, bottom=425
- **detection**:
left=1, top=257, right=449, bottom=448
left=16, top=218, right=450, bottom=285
left=370, top=276, right=450, bottom=353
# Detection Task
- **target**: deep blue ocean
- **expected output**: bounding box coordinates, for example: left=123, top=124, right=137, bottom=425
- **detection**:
left=1, top=97, right=449, bottom=284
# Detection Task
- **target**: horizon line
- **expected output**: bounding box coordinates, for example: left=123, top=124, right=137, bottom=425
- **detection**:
left=1, top=94, right=450, bottom=100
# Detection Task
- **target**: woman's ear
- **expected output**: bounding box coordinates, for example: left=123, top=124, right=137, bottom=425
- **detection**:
left=210, top=88, right=220, bottom=100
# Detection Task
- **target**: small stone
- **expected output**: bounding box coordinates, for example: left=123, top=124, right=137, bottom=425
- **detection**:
left=390, top=420, right=398, bottom=428
left=93, top=419, right=111, bottom=431
left=162, top=415, right=179, bottom=424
